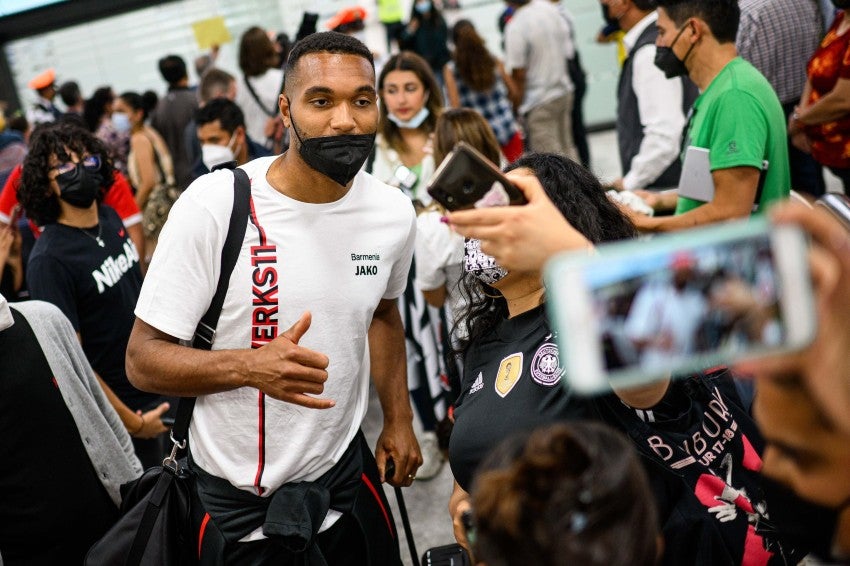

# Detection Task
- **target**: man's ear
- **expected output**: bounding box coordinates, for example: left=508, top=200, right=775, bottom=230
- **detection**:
left=235, top=125, right=247, bottom=145
left=279, top=94, right=291, bottom=129
left=688, top=18, right=705, bottom=44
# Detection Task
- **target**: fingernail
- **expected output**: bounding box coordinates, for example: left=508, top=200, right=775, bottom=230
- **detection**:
left=439, top=216, right=450, bottom=224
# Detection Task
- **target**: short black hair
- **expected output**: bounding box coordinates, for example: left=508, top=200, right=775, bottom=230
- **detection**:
left=195, top=98, right=245, bottom=133
left=20, top=121, right=115, bottom=226
left=58, top=81, right=82, bottom=107
left=633, top=0, right=654, bottom=11
left=283, top=31, right=374, bottom=93
left=158, top=54, right=188, bottom=85
left=654, top=0, right=740, bottom=43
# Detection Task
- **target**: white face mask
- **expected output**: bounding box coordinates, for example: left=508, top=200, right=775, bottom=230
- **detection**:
left=464, top=238, right=508, bottom=286
left=201, top=133, right=237, bottom=171
left=387, top=106, right=430, bottom=129
left=111, top=112, right=131, bottom=133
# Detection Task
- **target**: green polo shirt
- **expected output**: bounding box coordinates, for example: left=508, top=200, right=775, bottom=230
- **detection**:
left=676, top=57, right=790, bottom=215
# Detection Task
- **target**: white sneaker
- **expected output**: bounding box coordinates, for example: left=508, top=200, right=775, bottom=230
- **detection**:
left=416, top=431, right=444, bottom=481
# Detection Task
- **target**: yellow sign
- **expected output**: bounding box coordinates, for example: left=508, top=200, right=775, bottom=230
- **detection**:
left=495, top=353, right=523, bottom=398
left=192, top=16, right=232, bottom=50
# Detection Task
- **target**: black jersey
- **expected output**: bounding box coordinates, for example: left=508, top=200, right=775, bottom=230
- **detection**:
left=449, top=305, right=588, bottom=491
left=27, top=205, right=156, bottom=409
left=591, top=369, right=822, bottom=566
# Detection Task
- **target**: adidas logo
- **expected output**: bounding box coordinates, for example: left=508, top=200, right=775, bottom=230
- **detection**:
left=470, top=372, right=484, bottom=394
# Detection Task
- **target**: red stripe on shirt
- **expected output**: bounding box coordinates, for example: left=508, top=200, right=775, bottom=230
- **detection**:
left=254, top=391, right=266, bottom=496
left=247, top=192, right=274, bottom=495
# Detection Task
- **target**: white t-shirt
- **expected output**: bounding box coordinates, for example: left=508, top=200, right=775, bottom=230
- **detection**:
left=414, top=210, right=466, bottom=336
left=235, top=68, right=285, bottom=144
left=135, top=156, right=416, bottom=496
left=504, top=0, right=573, bottom=115
left=624, top=282, right=708, bottom=369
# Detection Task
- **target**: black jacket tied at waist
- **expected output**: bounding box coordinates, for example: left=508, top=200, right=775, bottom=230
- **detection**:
left=191, top=431, right=364, bottom=565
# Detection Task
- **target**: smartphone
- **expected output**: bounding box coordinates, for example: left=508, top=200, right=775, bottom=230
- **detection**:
left=544, top=217, right=816, bottom=394
left=816, top=193, right=850, bottom=232
left=426, top=141, right=526, bottom=211
left=679, top=146, right=769, bottom=208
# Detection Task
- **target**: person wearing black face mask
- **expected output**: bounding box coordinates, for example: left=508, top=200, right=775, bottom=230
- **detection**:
left=599, top=0, right=698, bottom=195
left=18, top=120, right=172, bottom=470
left=127, top=32, right=420, bottom=564
left=620, top=0, right=791, bottom=236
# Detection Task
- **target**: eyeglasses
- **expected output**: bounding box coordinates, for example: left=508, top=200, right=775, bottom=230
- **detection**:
left=55, top=154, right=101, bottom=176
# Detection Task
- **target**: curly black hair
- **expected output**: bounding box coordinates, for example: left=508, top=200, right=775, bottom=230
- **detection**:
left=20, top=120, right=115, bottom=226
left=456, top=153, right=637, bottom=355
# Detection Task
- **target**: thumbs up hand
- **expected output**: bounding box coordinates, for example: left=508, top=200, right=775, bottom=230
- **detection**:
left=249, top=312, right=335, bottom=409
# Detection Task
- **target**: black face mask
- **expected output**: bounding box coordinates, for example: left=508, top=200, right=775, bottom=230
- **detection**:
left=56, top=163, right=103, bottom=208
left=654, top=23, right=696, bottom=79
left=289, top=107, right=376, bottom=187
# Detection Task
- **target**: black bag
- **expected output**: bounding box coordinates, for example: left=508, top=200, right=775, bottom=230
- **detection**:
left=421, top=544, right=471, bottom=566
left=85, top=168, right=251, bottom=566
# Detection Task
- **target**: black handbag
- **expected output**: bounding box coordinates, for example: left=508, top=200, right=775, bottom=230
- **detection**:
left=85, top=168, right=251, bottom=566
left=421, top=544, right=471, bottom=566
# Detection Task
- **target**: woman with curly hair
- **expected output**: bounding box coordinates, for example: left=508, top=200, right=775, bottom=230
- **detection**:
left=447, top=152, right=637, bottom=552
left=19, top=121, right=170, bottom=468
left=443, top=19, right=522, bottom=162
left=471, top=422, right=659, bottom=566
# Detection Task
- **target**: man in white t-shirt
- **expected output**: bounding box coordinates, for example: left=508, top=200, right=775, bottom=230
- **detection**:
left=503, top=0, right=577, bottom=159
left=624, top=254, right=708, bottom=370
left=127, top=32, right=420, bottom=564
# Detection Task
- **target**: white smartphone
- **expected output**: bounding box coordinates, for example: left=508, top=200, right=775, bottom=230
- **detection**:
left=544, top=217, right=816, bottom=394
left=678, top=146, right=769, bottom=208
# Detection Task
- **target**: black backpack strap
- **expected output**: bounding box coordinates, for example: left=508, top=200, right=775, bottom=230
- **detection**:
left=170, top=168, right=252, bottom=443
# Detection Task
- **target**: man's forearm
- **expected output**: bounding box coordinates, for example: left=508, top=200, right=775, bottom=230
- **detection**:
left=368, top=303, right=414, bottom=425
left=637, top=201, right=743, bottom=232
left=126, top=319, right=250, bottom=397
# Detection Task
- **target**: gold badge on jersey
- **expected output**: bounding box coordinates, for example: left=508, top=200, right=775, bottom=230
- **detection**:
left=494, top=353, right=523, bottom=398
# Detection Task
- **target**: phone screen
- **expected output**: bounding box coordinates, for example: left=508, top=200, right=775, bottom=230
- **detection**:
left=589, top=233, right=783, bottom=374
left=545, top=219, right=816, bottom=393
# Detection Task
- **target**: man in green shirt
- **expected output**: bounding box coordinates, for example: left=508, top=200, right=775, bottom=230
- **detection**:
left=629, top=0, right=790, bottom=232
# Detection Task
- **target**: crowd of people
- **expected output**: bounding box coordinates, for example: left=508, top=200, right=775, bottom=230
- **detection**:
left=1, top=0, right=850, bottom=564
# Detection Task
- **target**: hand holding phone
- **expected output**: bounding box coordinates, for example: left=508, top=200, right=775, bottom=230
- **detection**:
left=427, top=142, right=526, bottom=211
left=447, top=172, right=594, bottom=273
left=544, top=217, right=816, bottom=394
